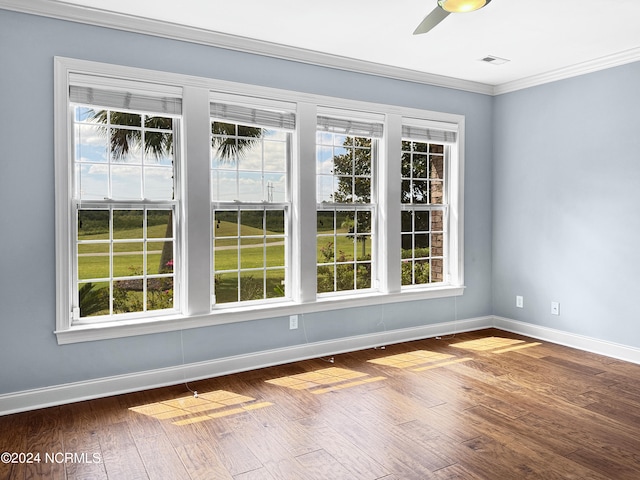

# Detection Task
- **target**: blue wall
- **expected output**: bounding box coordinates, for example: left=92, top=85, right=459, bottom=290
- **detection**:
left=492, top=61, right=640, bottom=345
left=0, top=10, right=493, bottom=395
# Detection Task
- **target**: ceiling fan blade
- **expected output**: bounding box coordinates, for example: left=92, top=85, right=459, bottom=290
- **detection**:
left=413, top=7, right=450, bottom=35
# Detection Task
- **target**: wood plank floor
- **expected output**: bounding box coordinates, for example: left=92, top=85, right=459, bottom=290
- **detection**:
left=2, top=328, right=640, bottom=479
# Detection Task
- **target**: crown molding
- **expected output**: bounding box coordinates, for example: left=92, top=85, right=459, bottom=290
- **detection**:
left=2, top=1, right=639, bottom=97
left=0, top=0, right=494, bottom=95
left=494, top=46, right=640, bottom=95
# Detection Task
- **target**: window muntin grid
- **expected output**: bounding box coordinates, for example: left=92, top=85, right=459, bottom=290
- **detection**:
left=211, top=119, right=291, bottom=306
left=74, top=107, right=175, bottom=201
left=213, top=208, right=287, bottom=304
left=71, top=106, right=178, bottom=321
left=401, top=141, right=444, bottom=205
left=75, top=207, right=175, bottom=318
left=316, top=133, right=372, bottom=204
left=400, top=209, right=446, bottom=285
left=316, top=129, right=376, bottom=294
left=401, top=140, right=447, bottom=286
left=211, top=123, right=287, bottom=203
left=317, top=208, right=373, bottom=293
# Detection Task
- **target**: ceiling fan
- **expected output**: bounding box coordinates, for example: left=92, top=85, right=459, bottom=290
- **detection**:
left=413, top=0, right=492, bottom=35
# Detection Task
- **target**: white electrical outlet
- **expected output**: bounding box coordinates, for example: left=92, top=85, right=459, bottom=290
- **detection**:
left=516, top=295, right=524, bottom=308
left=289, top=315, right=299, bottom=330
left=551, top=302, right=560, bottom=316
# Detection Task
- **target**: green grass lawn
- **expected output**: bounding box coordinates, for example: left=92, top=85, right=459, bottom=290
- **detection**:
left=78, top=252, right=167, bottom=279
left=77, top=221, right=372, bottom=305
left=78, top=223, right=170, bottom=242
left=78, top=223, right=173, bottom=280
left=214, top=220, right=285, bottom=246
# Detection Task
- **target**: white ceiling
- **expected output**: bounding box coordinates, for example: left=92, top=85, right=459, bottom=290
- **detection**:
left=11, top=0, right=640, bottom=92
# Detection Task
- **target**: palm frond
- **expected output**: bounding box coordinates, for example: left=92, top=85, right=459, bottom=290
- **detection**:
left=90, top=110, right=262, bottom=164
left=78, top=282, right=108, bottom=317
left=91, top=110, right=173, bottom=161
left=211, top=122, right=262, bottom=163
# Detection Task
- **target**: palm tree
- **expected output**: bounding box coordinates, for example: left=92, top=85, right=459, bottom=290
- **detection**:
left=91, top=110, right=262, bottom=270
left=92, top=111, right=174, bottom=160
left=211, top=121, right=263, bottom=162
left=93, top=110, right=262, bottom=165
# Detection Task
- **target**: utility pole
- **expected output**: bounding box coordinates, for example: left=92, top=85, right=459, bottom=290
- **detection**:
left=267, top=181, right=273, bottom=202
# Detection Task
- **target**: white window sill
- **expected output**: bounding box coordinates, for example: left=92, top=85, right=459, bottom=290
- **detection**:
left=55, top=285, right=465, bottom=344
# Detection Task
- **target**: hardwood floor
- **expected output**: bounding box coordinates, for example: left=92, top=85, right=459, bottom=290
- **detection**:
left=2, top=328, right=640, bottom=479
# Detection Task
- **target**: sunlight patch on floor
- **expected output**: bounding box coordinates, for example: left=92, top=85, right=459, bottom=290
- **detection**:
left=265, top=367, right=385, bottom=394
left=492, top=342, right=542, bottom=353
left=129, top=390, right=272, bottom=426
left=450, top=337, right=525, bottom=351
left=450, top=336, right=542, bottom=354
left=368, top=350, right=456, bottom=369
left=412, top=357, right=473, bottom=371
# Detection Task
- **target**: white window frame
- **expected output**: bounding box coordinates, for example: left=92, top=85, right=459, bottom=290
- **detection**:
left=68, top=86, right=182, bottom=322
left=400, top=124, right=454, bottom=289
left=209, top=94, right=295, bottom=308
left=54, top=57, right=465, bottom=345
left=315, top=111, right=382, bottom=296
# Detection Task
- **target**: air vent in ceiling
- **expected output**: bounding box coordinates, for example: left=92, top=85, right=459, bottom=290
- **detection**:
left=480, top=55, right=510, bottom=65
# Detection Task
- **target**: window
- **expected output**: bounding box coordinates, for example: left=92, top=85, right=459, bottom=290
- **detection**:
left=210, top=101, right=294, bottom=305
left=316, top=116, right=382, bottom=294
left=68, top=76, right=181, bottom=322
left=400, top=124, right=456, bottom=287
left=55, top=58, right=464, bottom=344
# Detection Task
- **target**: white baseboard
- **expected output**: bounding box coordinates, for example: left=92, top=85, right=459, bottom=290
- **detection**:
left=493, top=316, right=640, bottom=365
left=3, top=315, right=639, bottom=416
left=0, top=316, right=491, bottom=416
